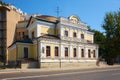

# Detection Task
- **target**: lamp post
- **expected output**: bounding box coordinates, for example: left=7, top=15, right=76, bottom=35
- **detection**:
left=35, top=37, right=41, bottom=68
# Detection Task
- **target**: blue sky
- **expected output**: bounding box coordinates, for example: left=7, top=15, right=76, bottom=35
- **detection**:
left=3, top=0, right=120, bottom=32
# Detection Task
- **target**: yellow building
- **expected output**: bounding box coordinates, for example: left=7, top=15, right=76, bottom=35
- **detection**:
left=8, top=15, right=99, bottom=68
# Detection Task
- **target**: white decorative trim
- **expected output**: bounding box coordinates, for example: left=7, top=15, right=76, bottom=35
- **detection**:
left=69, top=45, right=73, bottom=58
left=36, top=24, right=41, bottom=37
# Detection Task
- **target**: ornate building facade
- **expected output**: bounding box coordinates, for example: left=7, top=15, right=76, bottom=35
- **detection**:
left=8, top=15, right=98, bottom=68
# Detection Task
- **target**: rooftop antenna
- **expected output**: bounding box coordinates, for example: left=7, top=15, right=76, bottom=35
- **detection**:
left=56, top=6, right=61, bottom=17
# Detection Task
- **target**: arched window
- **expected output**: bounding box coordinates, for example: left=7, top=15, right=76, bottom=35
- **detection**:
left=65, top=47, right=68, bottom=57
left=81, top=49, right=84, bottom=57
left=73, top=48, right=77, bottom=57
left=88, top=49, right=91, bottom=58
left=73, top=32, right=77, bottom=37
left=81, top=34, right=84, bottom=39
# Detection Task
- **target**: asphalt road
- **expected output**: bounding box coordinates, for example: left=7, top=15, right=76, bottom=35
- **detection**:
left=1, top=67, right=120, bottom=80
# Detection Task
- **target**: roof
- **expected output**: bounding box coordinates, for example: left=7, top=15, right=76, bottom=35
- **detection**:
left=26, top=15, right=59, bottom=28
left=8, top=38, right=33, bottom=48
left=39, top=34, right=60, bottom=40
left=16, top=38, right=33, bottom=43
left=36, top=15, right=58, bottom=23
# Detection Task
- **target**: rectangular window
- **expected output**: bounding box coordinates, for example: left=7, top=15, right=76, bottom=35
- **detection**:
left=88, top=49, right=91, bottom=58
left=81, top=49, right=84, bottom=57
left=73, top=32, right=77, bottom=37
left=93, top=50, right=96, bottom=58
left=73, top=48, right=77, bottom=57
left=23, top=47, right=28, bottom=58
left=46, top=46, right=50, bottom=57
left=81, top=34, right=84, bottom=39
left=64, top=31, right=68, bottom=37
left=55, top=47, right=59, bottom=57
left=32, top=31, right=35, bottom=39
left=65, top=47, right=68, bottom=57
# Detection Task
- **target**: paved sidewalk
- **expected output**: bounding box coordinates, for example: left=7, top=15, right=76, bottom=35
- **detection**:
left=0, top=64, right=120, bottom=74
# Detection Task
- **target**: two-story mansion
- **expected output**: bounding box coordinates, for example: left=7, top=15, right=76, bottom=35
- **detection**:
left=8, top=15, right=98, bottom=68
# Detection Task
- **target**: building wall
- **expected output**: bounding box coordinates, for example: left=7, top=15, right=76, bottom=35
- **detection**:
left=6, top=7, right=25, bottom=62
left=8, top=46, right=16, bottom=62
left=39, top=39, right=98, bottom=61
left=17, top=44, right=33, bottom=59
left=6, top=9, right=24, bottom=47
left=32, top=44, right=38, bottom=60
left=41, top=26, right=55, bottom=35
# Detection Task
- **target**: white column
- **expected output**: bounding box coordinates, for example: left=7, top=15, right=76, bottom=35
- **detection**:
left=77, top=31, right=80, bottom=39
left=85, top=47, right=88, bottom=58
left=39, top=42, right=43, bottom=62
left=60, top=45, right=64, bottom=58
left=84, top=31, right=87, bottom=41
left=78, top=47, right=81, bottom=58
left=61, top=28, right=64, bottom=36
left=69, top=29, right=72, bottom=37
left=36, top=24, right=41, bottom=37
left=70, top=45, right=73, bottom=58
left=91, top=35, right=93, bottom=43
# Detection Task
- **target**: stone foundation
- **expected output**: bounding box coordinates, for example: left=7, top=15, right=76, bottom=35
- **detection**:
left=40, top=62, right=100, bottom=69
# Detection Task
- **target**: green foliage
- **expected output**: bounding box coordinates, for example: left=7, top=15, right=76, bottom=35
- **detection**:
left=102, top=10, right=120, bottom=58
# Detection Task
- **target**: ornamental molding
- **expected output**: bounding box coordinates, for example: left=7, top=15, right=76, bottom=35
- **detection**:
left=59, top=17, right=88, bottom=30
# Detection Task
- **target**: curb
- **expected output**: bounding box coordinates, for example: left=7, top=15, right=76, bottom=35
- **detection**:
left=0, top=65, right=120, bottom=74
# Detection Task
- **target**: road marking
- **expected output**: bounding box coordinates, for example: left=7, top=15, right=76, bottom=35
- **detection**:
left=2, top=68, right=120, bottom=80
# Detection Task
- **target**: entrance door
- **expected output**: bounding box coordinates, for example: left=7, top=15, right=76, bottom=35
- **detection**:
left=23, top=47, right=28, bottom=58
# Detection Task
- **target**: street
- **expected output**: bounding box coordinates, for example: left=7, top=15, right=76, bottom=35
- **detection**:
left=0, top=67, right=120, bottom=80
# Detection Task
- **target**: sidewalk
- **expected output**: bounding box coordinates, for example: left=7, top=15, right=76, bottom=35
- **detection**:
left=0, top=64, right=120, bottom=74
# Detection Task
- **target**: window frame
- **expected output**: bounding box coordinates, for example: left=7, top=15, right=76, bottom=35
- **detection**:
left=88, top=49, right=91, bottom=58
left=81, top=34, right=84, bottom=39
left=65, top=47, right=68, bottom=57
left=55, top=46, right=59, bottom=57
left=73, top=48, right=77, bottom=57
left=46, top=46, right=51, bottom=57
left=81, top=49, right=84, bottom=57
left=73, top=32, right=77, bottom=37
left=64, top=30, right=68, bottom=37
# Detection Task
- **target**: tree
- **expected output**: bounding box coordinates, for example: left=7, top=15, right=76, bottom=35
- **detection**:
left=102, top=10, right=120, bottom=60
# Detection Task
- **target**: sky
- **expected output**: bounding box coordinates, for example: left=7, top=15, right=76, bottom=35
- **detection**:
left=3, top=0, right=120, bottom=32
